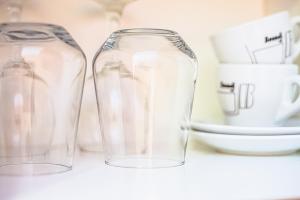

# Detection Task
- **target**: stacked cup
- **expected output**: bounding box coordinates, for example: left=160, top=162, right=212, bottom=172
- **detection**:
left=211, top=11, right=300, bottom=127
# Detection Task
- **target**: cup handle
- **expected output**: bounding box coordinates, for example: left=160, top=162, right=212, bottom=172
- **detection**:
left=290, top=16, right=300, bottom=62
left=276, top=75, right=300, bottom=123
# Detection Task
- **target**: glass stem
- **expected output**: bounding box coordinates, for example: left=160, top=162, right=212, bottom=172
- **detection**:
left=6, top=0, right=23, bottom=61
left=104, top=11, right=121, bottom=36
left=6, top=0, right=22, bottom=22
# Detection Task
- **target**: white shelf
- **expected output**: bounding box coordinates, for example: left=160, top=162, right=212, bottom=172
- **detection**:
left=1, top=145, right=300, bottom=200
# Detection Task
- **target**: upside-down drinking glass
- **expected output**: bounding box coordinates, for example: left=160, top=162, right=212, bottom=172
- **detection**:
left=0, top=23, right=86, bottom=175
left=93, top=28, right=198, bottom=168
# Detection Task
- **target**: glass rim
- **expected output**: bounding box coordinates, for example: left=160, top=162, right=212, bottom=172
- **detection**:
left=105, top=156, right=185, bottom=169
left=112, top=28, right=179, bottom=36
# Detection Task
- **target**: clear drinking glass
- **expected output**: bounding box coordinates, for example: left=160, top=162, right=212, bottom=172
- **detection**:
left=93, top=29, right=198, bottom=168
left=0, top=23, right=86, bottom=175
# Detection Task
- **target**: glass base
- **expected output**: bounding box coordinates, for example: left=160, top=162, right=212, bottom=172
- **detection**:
left=105, top=156, right=185, bottom=168
left=0, top=163, right=71, bottom=176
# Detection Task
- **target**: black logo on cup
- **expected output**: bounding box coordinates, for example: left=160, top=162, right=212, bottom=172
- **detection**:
left=218, top=82, right=255, bottom=116
left=265, top=32, right=282, bottom=43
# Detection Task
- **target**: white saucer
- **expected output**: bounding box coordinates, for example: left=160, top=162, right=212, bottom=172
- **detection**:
left=192, top=130, right=300, bottom=155
left=190, top=118, right=300, bottom=135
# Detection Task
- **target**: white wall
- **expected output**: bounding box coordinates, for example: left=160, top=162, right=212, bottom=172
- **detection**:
left=264, top=0, right=300, bottom=16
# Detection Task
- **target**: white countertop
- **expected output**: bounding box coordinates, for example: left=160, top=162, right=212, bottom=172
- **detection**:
left=1, top=137, right=300, bottom=200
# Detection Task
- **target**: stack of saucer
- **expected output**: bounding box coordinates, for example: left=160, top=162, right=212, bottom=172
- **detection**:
left=192, top=11, right=300, bottom=156
left=191, top=119, right=300, bottom=155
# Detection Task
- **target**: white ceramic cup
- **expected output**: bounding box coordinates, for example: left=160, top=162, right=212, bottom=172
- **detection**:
left=211, top=11, right=300, bottom=64
left=218, top=64, right=300, bottom=127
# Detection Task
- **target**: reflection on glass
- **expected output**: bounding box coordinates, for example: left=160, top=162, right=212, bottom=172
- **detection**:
left=0, top=61, right=54, bottom=158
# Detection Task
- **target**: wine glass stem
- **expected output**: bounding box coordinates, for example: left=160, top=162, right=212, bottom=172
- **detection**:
left=105, top=11, right=121, bottom=36
left=6, top=0, right=23, bottom=61
left=7, top=0, right=22, bottom=22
